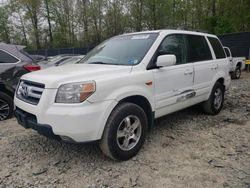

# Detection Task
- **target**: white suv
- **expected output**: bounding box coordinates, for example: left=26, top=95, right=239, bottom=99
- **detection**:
left=14, top=30, right=231, bottom=160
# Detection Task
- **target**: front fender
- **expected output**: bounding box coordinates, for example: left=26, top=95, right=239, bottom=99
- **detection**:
left=88, top=71, right=155, bottom=111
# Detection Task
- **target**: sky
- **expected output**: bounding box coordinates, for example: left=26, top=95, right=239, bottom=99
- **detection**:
left=0, top=0, right=7, bottom=6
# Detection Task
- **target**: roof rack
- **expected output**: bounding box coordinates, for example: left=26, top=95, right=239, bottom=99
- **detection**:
left=176, top=26, right=209, bottom=34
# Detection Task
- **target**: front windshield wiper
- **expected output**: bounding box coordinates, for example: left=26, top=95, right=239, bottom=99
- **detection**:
left=87, top=61, right=128, bottom=66
left=88, top=61, right=108, bottom=65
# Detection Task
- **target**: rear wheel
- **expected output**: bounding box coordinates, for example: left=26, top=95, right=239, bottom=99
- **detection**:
left=202, top=82, right=224, bottom=115
left=0, top=92, right=13, bottom=121
left=100, top=103, right=148, bottom=161
left=231, top=65, right=241, bottom=79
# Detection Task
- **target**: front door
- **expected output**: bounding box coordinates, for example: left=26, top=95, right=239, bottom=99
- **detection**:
left=153, top=34, right=194, bottom=118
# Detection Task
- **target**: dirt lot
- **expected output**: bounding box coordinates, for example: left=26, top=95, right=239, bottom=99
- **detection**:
left=0, top=73, right=250, bottom=188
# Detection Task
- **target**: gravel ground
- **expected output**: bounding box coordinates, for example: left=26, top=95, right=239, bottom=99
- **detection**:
left=0, top=73, right=250, bottom=188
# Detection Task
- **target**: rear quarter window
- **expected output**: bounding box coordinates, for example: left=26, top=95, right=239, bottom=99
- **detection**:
left=0, top=50, right=19, bottom=64
left=186, top=35, right=212, bottom=62
left=208, top=37, right=226, bottom=59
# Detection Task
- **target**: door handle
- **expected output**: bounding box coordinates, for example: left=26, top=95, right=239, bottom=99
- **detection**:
left=211, top=65, right=218, bottom=70
left=184, top=70, right=193, bottom=75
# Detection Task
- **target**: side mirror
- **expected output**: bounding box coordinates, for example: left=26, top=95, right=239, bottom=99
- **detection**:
left=156, top=55, right=176, bottom=67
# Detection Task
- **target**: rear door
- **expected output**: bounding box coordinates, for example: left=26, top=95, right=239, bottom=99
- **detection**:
left=185, top=35, right=215, bottom=99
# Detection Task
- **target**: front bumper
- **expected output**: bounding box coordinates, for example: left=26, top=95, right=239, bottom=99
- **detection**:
left=14, top=95, right=117, bottom=143
left=15, top=107, right=60, bottom=141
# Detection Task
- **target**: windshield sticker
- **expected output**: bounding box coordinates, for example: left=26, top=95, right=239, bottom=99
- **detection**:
left=131, top=35, right=150, bottom=40
left=128, top=59, right=138, bottom=65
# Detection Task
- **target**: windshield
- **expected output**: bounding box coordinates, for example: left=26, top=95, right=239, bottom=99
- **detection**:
left=224, top=48, right=230, bottom=57
left=79, top=33, right=158, bottom=65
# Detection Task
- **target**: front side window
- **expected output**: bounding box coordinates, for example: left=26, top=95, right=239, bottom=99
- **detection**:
left=157, top=34, right=187, bottom=65
left=186, top=35, right=212, bottom=62
left=79, top=33, right=158, bottom=66
left=0, top=50, right=19, bottom=64
left=208, top=37, right=226, bottom=59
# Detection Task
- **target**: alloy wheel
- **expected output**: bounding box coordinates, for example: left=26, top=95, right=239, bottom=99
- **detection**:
left=116, top=115, right=142, bottom=151
left=214, top=88, right=223, bottom=110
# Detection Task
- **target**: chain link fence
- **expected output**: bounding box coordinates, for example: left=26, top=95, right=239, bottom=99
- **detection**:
left=27, top=47, right=94, bottom=57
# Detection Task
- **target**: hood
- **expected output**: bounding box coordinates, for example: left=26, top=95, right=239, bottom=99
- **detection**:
left=21, top=64, right=132, bottom=88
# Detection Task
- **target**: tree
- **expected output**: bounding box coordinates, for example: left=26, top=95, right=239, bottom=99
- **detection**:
left=44, top=0, right=53, bottom=47
left=0, top=7, right=11, bottom=43
left=0, top=0, right=249, bottom=49
left=21, top=0, right=42, bottom=49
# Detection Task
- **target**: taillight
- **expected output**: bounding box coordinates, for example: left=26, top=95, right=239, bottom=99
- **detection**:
left=23, top=65, right=41, bottom=72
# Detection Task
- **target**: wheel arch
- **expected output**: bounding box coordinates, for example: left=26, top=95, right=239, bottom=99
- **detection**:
left=236, top=61, right=242, bottom=68
left=119, top=95, right=155, bottom=130
left=216, top=77, right=225, bottom=85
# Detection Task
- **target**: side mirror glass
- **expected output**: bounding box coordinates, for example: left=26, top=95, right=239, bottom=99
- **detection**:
left=156, top=55, right=176, bottom=67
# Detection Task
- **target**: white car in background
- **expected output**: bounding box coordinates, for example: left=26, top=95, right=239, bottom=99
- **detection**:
left=223, top=47, right=246, bottom=79
left=14, top=30, right=230, bottom=160
left=38, top=55, right=78, bottom=68
left=59, top=55, right=85, bottom=66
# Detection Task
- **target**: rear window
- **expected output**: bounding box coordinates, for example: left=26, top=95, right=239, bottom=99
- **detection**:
left=186, top=35, right=212, bottom=62
left=208, top=37, right=226, bottom=59
left=0, top=50, right=19, bottom=63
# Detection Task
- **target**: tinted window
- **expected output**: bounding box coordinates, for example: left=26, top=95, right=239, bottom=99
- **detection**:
left=0, top=50, right=19, bottom=64
left=186, top=35, right=212, bottom=62
left=158, top=34, right=187, bottom=65
left=208, top=37, right=226, bottom=59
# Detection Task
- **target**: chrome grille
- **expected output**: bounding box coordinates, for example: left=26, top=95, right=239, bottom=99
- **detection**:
left=16, top=80, right=45, bottom=105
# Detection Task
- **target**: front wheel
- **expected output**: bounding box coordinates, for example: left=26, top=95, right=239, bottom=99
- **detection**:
left=202, top=82, right=225, bottom=115
left=100, top=103, right=148, bottom=161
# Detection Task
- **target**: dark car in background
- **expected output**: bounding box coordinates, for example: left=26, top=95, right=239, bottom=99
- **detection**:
left=0, top=43, right=40, bottom=121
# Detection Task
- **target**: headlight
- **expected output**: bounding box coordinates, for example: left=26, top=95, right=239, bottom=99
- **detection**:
left=55, top=81, right=96, bottom=103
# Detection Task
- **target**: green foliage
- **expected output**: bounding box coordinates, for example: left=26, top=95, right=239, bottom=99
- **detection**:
left=0, top=6, right=11, bottom=43
left=0, top=0, right=249, bottom=49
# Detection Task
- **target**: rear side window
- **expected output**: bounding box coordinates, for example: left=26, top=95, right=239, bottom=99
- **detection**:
left=186, top=35, right=212, bottom=62
left=208, top=37, right=226, bottom=59
left=0, top=50, right=19, bottom=63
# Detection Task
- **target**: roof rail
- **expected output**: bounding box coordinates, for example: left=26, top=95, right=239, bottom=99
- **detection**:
left=176, top=26, right=210, bottom=34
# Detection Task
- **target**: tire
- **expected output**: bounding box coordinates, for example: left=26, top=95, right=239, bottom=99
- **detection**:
left=231, top=65, right=241, bottom=79
left=202, top=82, right=225, bottom=115
left=0, top=92, right=13, bottom=121
left=100, top=102, right=148, bottom=161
